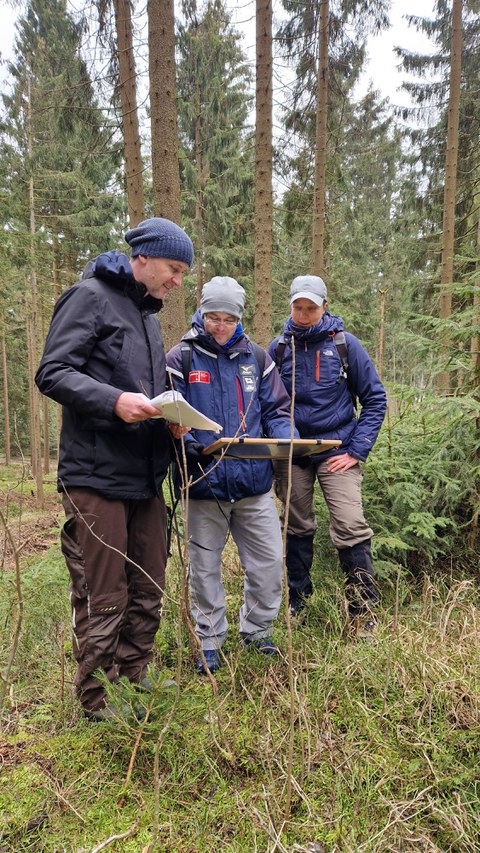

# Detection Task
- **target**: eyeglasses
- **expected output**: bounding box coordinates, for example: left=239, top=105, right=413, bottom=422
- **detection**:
left=205, top=315, right=238, bottom=328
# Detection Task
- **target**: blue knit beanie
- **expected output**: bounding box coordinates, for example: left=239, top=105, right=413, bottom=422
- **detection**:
left=124, top=217, right=194, bottom=266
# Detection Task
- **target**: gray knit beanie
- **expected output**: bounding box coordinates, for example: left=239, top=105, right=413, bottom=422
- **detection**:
left=200, top=276, right=245, bottom=319
left=290, top=275, right=327, bottom=306
left=125, top=217, right=194, bottom=266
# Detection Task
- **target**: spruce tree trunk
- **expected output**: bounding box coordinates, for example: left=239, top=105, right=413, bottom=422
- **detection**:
left=1, top=325, right=10, bottom=465
left=471, top=214, right=480, bottom=378
left=253, top=0, right=273, bottom=347
left=113, top=0, right=146, bottom=227
left=27, top=79, right=43, bottom=506
left=53, top=236, right=61, bottom=463
left=41, top=309, right=49, bottom=474
left=148, top=0, right=186, bottom=349
left=312, top=0, right=329, bottom=280
left=468, top=215, right=480, bottom=549
left=378, top=287, right=387, bottom=382
left=438, top=0, right=462, bottom=396
left=194, top=106, right=206, bottom=306
left=27, top=205, right=43, bottom=506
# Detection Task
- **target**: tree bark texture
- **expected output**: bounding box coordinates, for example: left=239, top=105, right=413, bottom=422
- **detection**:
left=194, top=103, right=207, bottom=307
left=253, top=0, right=273, bottom=347
left=378, top=287, right=387, bottom=382
left=40, top=308, right=50, bottom=474
left=148, top=0, right=186, bottom=348
left=1, top=326, right=10, bottom=465
left=438, top=0, right=462, bottom=395
left=27, top=79, right=43, bottom=504
left=113, top=0, right=146, bottom=227
left=471, top=214, right=480, bottom=377
left=312, top=0, right=329, bottom=280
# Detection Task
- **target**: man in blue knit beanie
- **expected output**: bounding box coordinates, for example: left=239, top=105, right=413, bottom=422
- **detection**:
left=36, top=218, right=193, bottom=721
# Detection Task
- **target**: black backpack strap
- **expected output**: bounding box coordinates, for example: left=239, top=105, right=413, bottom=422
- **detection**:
left=250, top=341, right=266, bottom=379
left=180, top=342, right=193, bottom=384
left=272, top=334, right=287, bottom=371
left=332, top=331, right=348, bottom=383
left=332, top=331, right=357, bottom=408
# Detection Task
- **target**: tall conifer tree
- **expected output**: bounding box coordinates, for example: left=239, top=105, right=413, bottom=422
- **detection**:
left=397, top=1, right=480, bottom=391
left=148, top=0, right=186, bottom=346
left=177, top=0, right=253, bottom=315
left=276, top=0, right=389, bottom=291
left=112, top=0, right=146, bottom=226
left=0, top=0, right=121, bottom=458
left=254, top=0, right=273, bottom=345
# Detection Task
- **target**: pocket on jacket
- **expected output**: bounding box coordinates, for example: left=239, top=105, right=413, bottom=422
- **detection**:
left=109, top=333, right=135, bottom=387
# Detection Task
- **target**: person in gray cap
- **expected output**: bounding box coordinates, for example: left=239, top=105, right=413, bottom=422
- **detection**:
left=36, top=218, right=194, bottom=720
left=166, top=276, right=298, bottom=674
left=269, top=275, right=387, bottom=638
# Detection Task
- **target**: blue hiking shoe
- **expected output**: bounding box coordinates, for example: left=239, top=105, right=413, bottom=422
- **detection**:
left=195, top=649, right=221, bottom=674
left=245, top=637, right=280, bottom=656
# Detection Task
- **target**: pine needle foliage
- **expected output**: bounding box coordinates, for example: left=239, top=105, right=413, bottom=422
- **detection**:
left=176, top=0, right=254, bottom=310
left=363, top=386, right=479, bottom=571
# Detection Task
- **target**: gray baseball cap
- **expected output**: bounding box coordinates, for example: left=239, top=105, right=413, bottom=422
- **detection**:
left=290, top=275, right=327, bottom=307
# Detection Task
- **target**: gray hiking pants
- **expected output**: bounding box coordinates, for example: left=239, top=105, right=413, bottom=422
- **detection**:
left=186, top=490, right=283, bottom=650
left=61, top=488, right=167, bottom=712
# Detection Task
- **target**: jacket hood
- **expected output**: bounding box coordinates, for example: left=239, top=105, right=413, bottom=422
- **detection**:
left=83, top=250, right=163, bottom=312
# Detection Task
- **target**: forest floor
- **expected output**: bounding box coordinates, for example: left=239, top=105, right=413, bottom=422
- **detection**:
left=0, top=463, right=479, bottom=853
left=0, top=484, right=61, bottom=571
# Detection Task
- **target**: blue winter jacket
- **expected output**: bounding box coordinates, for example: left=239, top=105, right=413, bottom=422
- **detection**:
left=268, top=312, right=387, bottom=462
left=166, top=311, right=297, bottom=501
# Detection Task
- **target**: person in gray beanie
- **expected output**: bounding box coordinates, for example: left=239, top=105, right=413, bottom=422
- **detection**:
left=198, top=275, right=246, bottom=317
left=36, top=218, right=193, bottom=720
left=269, top=275, right=387, bottom=639
left=166, top=276, right=298, bottom=674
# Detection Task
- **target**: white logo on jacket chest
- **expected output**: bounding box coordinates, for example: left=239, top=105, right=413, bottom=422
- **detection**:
left=239, top=364, right=257, bottom=393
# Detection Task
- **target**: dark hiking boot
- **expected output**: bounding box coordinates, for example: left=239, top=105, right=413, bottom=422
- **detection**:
left=195, top=649, right=221, bottom=674
left=289, top=594, right=309, bottom=618
left=337, top=539, right=378, bottom=618
left=349, top=615, right=377, bottom=643
left=286, top=533, right=314, bottom=613
left=84, top=701, right=133, bottom=723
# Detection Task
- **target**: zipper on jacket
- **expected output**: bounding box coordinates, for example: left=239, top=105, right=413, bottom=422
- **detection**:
left=315, top=349, right=320, bottom=382
left=236, top=376, right=247, bottom=432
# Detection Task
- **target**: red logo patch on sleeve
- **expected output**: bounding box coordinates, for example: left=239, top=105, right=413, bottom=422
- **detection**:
left=188, top=371, right=210, bottom=384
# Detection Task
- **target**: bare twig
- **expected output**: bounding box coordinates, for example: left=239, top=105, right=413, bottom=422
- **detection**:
left=84, top=816, right=140, bottom=852
left=0, top=507, right=24, bottom=716
left=283, top=338, right=297, bottom=823
left=40, top=762, right=86, bottom=822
